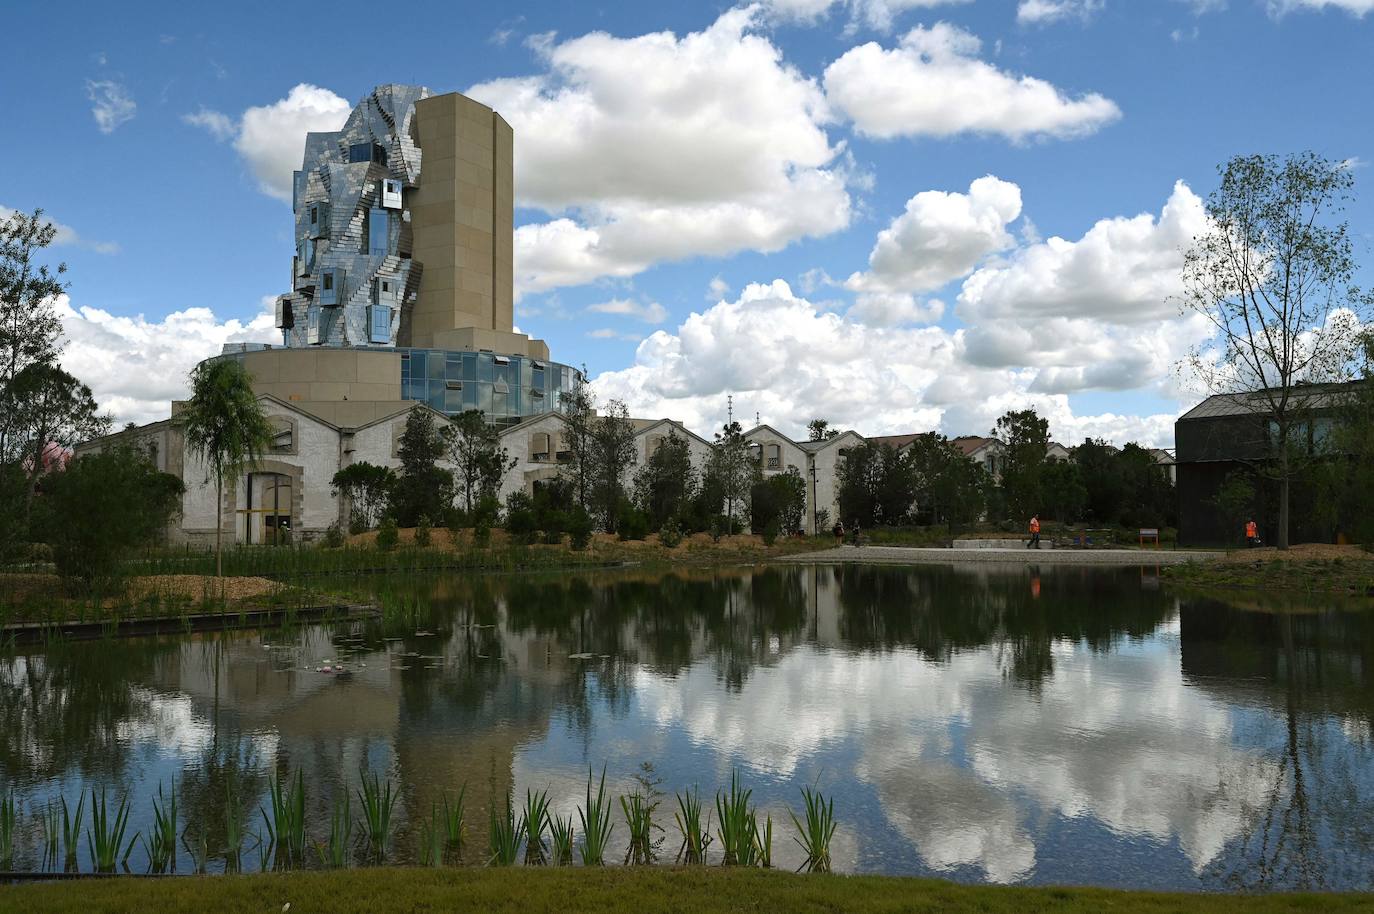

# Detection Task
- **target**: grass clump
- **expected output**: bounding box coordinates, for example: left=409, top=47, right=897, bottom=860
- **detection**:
left=357, top=770, right=398, bottom=863
left=86, top=787, right=135, bottom=874
left=577, top=767, right=614, bottom=867
left=521, top=789, right=552, bottom=866
left=488, top=795, right=523, bottom=867
left=674, top=786, right=713, bottom=865
left=316, top=791, right=352, bottom=870
left=715, top=770, right=760, bottom=867
left=442, top=787, right=467, bottom=862
left=261, top=769, right=307, bottom=869
left=0, top=792, right=15, bottom=868
left=141, top=782, right=177, bottom=874
left=789, top=786, right=837, bottom=873
left=549, top=814, right=575, bottom=866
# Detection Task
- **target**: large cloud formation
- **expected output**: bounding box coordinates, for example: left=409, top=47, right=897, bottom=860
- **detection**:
left=824, top=23, right=1121, bottom=142
left=468, top=8, right=854, bottom=297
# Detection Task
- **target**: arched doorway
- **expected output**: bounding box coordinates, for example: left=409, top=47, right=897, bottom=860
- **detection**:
left=238, top=471, right=294, bottom=545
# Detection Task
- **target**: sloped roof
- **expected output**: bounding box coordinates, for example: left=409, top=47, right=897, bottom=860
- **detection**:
left=866, top=433, right=924, bottom=451
left=1178, top=383, right=1358, bottom=422
left=950, top=435, right=999, bottom=457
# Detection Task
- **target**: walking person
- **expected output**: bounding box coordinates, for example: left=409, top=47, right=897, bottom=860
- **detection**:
left=1027, top=514, right=1041, bottom=549
left=833, top=519, right=845, bottom=547
left=1245, top=518, right=1260, bottom=548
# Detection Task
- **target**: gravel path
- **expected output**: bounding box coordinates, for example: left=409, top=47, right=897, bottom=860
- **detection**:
left=781, top=546, right=1225, bottom=566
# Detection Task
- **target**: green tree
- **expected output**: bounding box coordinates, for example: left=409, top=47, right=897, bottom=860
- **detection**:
left=906, top=433, right=986, bottom=531
left=589, top=399, right=637, bottom=532
left=330, top=462, right=396, bottom=531
left=179, top=358, right=274, bottom=577
left=559, top=383, right=596, bottom=511
left=1041, top=461, right=1087, bottom=523
left=633, top=429, right=698, bottom=528
left=1181, top=152, right=1371, bottom=548
left=445, top=409, right=515, bottom=515
left=750, top=468, right=807, bottom=535
left=836, top=441, right=913, bottom=527
left=389, top=408, right=453, bottom=527
left=1312, top=331, right=1374, bottom=543
left=1116, top=443, right=1175, bottom=529
left=0, top=209, right=66, bottom=462
left=704, top=421, right=755, bottom=533
left=39, top=444, right=184, bottom=591
left=1212, top=470, right=1256, bottom=546
left=807, top=418, right=839, bottom=441
left=0, top=361, right=107, bottom=519
left=995, top=409, right=1049, bottom=521
left=1073, top=438, right=1125, bottom=525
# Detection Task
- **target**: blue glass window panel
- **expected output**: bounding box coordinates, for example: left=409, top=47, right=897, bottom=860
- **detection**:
left=409, top=351, right=427, bottom=378
left=477, top=383, right=493, bottom=413
left=368, top=208, right=390, bottom=256
left=445, top=356, right=463, bottom=380
left=349, top=143, right=372, bottom=163
left=404, top=379, right=426, bottom=401
left=462, top=352, right=476, bottom=377
left=462, top=384, right=477, bottom=408
left=477, top=353, right=493, bottom=383
left=369, top=306, right=391, bottom=343
left=532, top=367, right=545, bottom=391
left=444, top=388, right=464, bottom=412
left=492, top=390, right=508, bottom=416
left=427, top=351, right=445, bottom=379
left=428, top=388, right=445, bottom=412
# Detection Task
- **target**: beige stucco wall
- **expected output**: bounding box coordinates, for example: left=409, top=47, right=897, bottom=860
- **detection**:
left=407, top=92, right=514, bottom=349
left=808, top=432, right=863, bottom=534
left=235, top=348, right=401, bottom=404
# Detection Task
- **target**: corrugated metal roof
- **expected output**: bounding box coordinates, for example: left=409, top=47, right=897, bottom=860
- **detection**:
left=1177, top=383, right=1357, bottom=422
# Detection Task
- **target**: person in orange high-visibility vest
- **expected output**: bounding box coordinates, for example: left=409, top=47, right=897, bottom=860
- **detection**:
left=1027, top=515, right=1041, bottom=549
left=1245, top=518, right=1259, bottom=548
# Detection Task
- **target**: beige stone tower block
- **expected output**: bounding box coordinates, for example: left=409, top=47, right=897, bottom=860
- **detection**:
left=407, top=92, right=515, bottom=347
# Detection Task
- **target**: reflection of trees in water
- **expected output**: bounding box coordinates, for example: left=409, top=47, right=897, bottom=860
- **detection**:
left=1185, top=606, right=1374, bottom=891
left=0, top=639, right=176, bottom=785
left=834, top=565, right=1174, bottom=686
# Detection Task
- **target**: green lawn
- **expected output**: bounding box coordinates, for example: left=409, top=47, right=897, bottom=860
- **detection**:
left=5, top=867, right=1372, bottom=914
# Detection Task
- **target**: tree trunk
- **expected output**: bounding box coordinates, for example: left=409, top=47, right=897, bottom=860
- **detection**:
left=215, top=476, right=223, bottom=577
left=1278, top=449, right=1291, bottom=550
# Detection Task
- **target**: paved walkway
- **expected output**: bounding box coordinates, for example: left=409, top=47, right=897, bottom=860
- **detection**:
left=781, top=545, right=1225, bottom=566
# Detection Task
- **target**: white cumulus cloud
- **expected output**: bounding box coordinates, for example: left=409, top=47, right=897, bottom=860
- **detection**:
left=1266, top=0, right=1374, bottom=14
left=586, top=298, right=669, bottom=323
left=56, top=296, right=277, bottom=426
left=764, top=0, right=973, bottom=31
left=1017, top=0, right=1105, bottom=24
left=184, top=84, right=351, bottom=202
left=823, top=23, right=1121, bottom=142
left=470, top=8, right=854, bottom=297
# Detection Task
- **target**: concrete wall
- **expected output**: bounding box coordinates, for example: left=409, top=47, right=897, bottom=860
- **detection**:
left=808, top=432, right=862, bottom=534
left=236, top=348, right=401, bottom=404
left=408, top=92, right=514, bottom=348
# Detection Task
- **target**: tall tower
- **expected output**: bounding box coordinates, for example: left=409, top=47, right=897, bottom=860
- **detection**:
left=274, top=85, right=517, bottom=352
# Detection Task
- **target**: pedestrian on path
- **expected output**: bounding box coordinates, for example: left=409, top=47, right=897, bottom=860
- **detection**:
left=833, top=520, right=845, bottom=546
left=1245, top=518, right=1260, bottom=547
left=1027, top=515, right=1041, bottom=549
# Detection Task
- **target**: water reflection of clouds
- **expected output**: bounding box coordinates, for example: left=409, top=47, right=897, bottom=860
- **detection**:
left=630, top=639, right=1277, bottom=883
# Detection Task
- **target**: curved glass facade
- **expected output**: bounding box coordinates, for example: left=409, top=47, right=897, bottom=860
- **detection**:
left=399, top=348, right=581, bottom=427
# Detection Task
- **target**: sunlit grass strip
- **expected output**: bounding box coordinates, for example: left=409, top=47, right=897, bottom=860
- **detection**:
left=442, top=787, right=467, bottom=862
left=261, top=769, right=306, bottom=868
left=316, top=791, right=352, bottom=870
left=140, top=783, right=177, bottom=873
left=521, top=789, right=552, bottom=866
left=789, top=786, right=836, bottom=873
left=357, top=770, right=398, bottom=863
left=674, top=786, right=713, bottom=865
left=86, top=787, right=135, bottom=874
left=577, top=767, right=614, bottom=867
left=549, top=813, right=575, bottom=866
left=488, top=795, right=523, bottom=867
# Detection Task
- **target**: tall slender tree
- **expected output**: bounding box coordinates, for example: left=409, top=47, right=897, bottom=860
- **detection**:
left=446, top=409, right=515, bottom=515
left=0, top=208, right=67, bottom=462
left=178, top=359, right=274, bottom=576
left=589, top=399, right=637, bottom=532
left=1181, top=152, right=1370, bottom=548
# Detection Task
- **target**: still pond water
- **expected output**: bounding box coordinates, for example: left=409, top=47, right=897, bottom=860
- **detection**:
left=4, top=563, right=1373, bottom=891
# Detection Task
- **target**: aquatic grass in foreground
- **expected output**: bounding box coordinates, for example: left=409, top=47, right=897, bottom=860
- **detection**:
left=0, top=791, right=16, bottom=868
left=789, top=786, right=836, bottom=873
left=317, top=791, right=353, bottom=869
left=358, top=770, right=398, bottom=862
left=140, top=783, right=177, bottom=873
left=488, top=795, right=523, bottom=866
left=261, top=769, right=307, bottom=868
left=60, top=794, right=83, bottom=871
left=620, top=790, right=661, bottom=865
left=577, top=767, right=614, bottom=867
left=419, top=804, right=445, bottom=868
left=549, top=814, right=575, bottom=866
left=674, top=786, right=713, bottom=865
left=442, top=787, right=467, bottom=861
left=223, top=781, right=246, bottom=874
left=715, top=771, right=759, bottom=867
left=86, top=788, right=135, bottom=873
left=521, top=788, right=552, bottom=865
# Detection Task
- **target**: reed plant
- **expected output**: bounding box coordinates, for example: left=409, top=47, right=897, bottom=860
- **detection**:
left=261, top=769, right=307, bottom=868
left=0, top=791, right=15, bottom=868
left=316, top=791, right=353, bottom=869
left=86, top=787, right=136, bottom=873
left=419, top=803, right=445, bottom=867
left=357, top=769, right=398, bottom=862
left=60, top=794, right=83, bottom=871
left=42, top=802, right=60, bottom=868
left=789, top=786, right=837, bottom=873
left=181, top=826, right=209, bottom=875
left=549, top=813, right=575, bottom=866
left=141, top=782, right=177, bottom=873
left=674, top=786, right=713, bottom=865
left=620, top=790, right=662, bottom=865
left=755, top=813, right=773, bottom=869
left=577, top=766, right=614, bottom=867
left=715, top=771, right=759, bottom=867
left=224, top=782, right=246, bottom=874
left=521, top=788, right=552, bottom=865
left=487, top=795, right=523, bottom=866
left=442, top=786, right=467, bottom=861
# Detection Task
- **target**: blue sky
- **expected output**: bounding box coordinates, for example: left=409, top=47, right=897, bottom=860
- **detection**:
left=3, top=0, right=1372, bottom=443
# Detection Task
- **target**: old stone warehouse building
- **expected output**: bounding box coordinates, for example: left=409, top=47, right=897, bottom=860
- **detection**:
left=77, top=84, right=862, bottom=543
